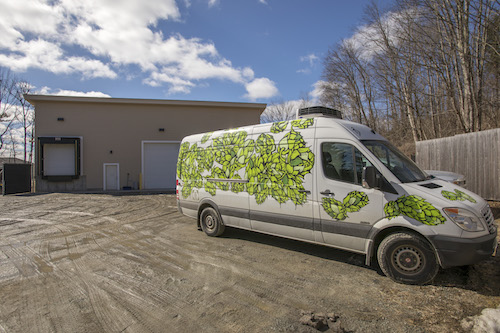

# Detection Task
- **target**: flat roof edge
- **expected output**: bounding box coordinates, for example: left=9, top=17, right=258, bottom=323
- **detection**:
left=24, top=94, right=267, bottom=109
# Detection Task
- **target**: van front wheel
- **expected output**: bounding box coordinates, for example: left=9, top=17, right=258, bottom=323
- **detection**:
left=377, top=232, right=439, bottom=285
left=200, top=207, right=225, bottom=237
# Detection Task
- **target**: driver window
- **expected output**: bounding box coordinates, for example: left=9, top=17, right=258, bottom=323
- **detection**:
left=322, top=143, right=372, bottom=185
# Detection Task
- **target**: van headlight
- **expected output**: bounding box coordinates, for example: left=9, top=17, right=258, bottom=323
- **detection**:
left=443, top=208, right=485, bottom=232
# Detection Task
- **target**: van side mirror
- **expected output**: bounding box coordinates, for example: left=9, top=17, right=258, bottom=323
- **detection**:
left=362, top=166, right=379, bottom=189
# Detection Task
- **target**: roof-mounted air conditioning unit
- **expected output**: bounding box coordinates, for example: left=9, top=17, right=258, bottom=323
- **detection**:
left=298, top=106, right=342, bottom=119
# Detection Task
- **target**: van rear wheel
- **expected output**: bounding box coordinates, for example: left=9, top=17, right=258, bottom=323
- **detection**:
left=377, top=232, right=439, bottom=285
left=200, top=207, right=225, bottom=237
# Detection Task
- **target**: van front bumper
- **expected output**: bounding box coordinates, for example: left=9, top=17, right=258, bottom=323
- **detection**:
left=429, top=232, right=498, bottom=268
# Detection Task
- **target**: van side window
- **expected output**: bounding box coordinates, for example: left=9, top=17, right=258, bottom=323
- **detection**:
left=321, top=143, right=372, bottom=185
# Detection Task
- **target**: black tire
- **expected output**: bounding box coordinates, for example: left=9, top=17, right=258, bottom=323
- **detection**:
left=200, top=207, right=225, bottom=237
left=377, top=232, right=439, bottom=285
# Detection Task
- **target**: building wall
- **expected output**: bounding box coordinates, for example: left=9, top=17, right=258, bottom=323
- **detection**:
left=32, top=97, right=264, bottom=191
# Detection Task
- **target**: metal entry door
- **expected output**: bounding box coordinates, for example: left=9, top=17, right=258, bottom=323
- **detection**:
left=103, top=163, right=119, bottom=191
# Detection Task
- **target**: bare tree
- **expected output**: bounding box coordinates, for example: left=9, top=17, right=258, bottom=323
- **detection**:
left=0, top=67, right=34, bottom=160
left=0, top=68, right=17, bottom=151
left=316, top=81, right=347, bottom=111
left=261, top=99, right=310, bottom=123
left=320, top=0, right=499, bottom=153
left=14, top=81, right=35, bottom=162
left=323, top=40, right=379, bottom=130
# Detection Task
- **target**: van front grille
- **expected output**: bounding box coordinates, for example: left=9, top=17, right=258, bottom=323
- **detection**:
left=481, top=204, right=497, bottom=234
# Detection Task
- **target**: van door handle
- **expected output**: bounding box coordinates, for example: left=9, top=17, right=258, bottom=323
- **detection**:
left=298, top=190, right=311, bottom=194
left=320, top=190, right=334, bottom=196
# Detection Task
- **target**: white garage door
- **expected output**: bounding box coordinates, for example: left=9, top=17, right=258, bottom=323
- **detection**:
left=44, top=144, right=76, bottom=176
left=142, top=142, right=180, bottom=189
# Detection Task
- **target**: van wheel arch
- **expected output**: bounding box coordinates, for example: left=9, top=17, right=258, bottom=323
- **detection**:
left=369, top=227, right=441, bottom=268
left=197, top=201, right=224, bottom=232
left=377, top=231, right=440, bottom=284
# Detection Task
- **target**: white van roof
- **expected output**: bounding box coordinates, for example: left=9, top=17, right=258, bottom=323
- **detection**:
left=182, top=116, right=386, bottom=143
left=314, top=117, right=386, bottom=141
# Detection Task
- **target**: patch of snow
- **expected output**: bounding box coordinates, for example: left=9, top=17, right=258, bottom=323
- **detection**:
left=462, top=306, right=500, bottom=333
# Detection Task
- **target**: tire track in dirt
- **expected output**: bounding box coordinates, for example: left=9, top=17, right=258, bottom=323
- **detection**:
left=3, top=193, right=170, bottom=331
left=1, top=193, right=497, bottom=333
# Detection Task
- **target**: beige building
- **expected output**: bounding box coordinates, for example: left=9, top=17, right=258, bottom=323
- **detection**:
left=26, top=95, right=265, bottom=192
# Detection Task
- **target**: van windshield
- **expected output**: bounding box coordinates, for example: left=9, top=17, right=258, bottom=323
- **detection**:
left=361, top=140, right=428, bottom=183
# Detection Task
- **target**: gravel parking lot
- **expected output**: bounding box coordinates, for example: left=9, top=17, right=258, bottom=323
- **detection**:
left=0, top=193, right=498, bottom=332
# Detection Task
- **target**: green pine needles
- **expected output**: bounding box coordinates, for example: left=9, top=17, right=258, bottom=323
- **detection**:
left=177, top=119, right=315, bottom=205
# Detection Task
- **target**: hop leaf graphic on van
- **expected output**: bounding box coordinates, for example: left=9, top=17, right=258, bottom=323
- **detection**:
left=322, top=191, right=369, bottom=220
left=211, top=131, right=255, bottom=191
left=177, top=120, right=315, bottom=206
left=246, top=130, right=315, bottom=206
left=343, top=191, right=369, bottom=212
left=384, top=201, right=400, bottom=218
left=201, top=132, right=213, bottom=144
left=291, top=118, right=314, bottom=129
left=270, top=118, right=314, bottom=134
left=271, top=121, right=288, bottom=133
left=441, top=189, right=476, bottom=203
left=384, top=195, right=446, bottom=226
left=179, top=143, right=205, bottom=198
left=322, top=197, right=348, bottom=220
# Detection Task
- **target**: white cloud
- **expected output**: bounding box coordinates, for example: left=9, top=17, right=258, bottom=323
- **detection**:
left=0, top=0, right=61, bottom=44
left=297, top=53, right=319, bottom=75
left=310, top=81, right=326, bottom=102
left=300, top=53, right=319, bottom=67
left=261, top=80, right=328, bottom=122
left=37, top=87, right=111, bottom=98
left=343, top=9, right=416, bottom=61
left=0, top=0, right=274, bottom=100
left=244, top=78, right=279, bottom=101
left=208, top=0, right=219, bottom=8
left=0, top=42, right=117, bottom=79
left=0, top=0, right=115, bottom=78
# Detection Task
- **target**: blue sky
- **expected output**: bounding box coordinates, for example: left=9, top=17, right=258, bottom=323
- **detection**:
left=0, top=0, right=392, bottom=103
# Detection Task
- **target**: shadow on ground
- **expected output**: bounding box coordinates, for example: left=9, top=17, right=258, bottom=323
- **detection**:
left=221, top=226, right=499, bottom=296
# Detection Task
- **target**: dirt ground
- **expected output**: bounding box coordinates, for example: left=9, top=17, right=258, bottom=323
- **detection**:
left=0, top=193, right=498, bottom=333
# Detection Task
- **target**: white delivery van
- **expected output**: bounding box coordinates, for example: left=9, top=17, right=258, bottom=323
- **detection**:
left=176, top=106, right=497, bottom=285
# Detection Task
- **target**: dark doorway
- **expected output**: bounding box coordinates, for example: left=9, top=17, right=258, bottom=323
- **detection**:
left=2, top=163, right=32, bottom=195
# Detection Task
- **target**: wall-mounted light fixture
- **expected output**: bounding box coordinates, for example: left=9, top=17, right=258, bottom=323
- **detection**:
left=57, top=117, right=64, bottom=121
left=159, top=128, right=165, bottom=132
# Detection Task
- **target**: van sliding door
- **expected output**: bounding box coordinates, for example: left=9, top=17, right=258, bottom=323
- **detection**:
left=248, top=125, right=315, bottom=241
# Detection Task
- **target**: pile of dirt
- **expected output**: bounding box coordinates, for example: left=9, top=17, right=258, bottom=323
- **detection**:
left=299, top=311, right=344, bottom=332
